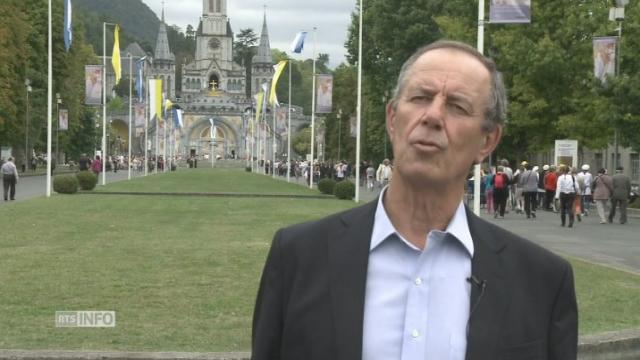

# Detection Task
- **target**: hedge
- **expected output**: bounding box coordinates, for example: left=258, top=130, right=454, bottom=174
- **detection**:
left=318, top=178, right=337, bottom=195
left=334, top=180, right=355, bottom=200
left=53, top=175, right=79, bottom=194
left=76, top=171, right=97, bottom=190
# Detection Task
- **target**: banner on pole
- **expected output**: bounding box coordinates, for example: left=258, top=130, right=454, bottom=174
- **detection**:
left=276, top=107, right=288, bottom=136
left=554, top=140, right=578, bottom=168
left=84, top=65, right=102, bottom=105
left=489, top=0, right=531, bottom=24
left=350, top=116, right=357, bottom=138
left=315, top=74, right=333, bottom=113
left=59, top=109, right=69, bottom=131
left=63, top=0, right=72, bottom=52
left=593, top=37, right=617, bottom=83
left=134, top=103, right=145, bottom=128
left=315, top=123, right=325, bottom=144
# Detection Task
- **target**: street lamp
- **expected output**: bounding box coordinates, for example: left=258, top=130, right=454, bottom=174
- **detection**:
left=609, top=0, right=627, bottom=171
left=25, top=79, right=32, bottom=173
left=56, top=93, right=61, bottom=165
left=337, top=108, right=342, bottom=160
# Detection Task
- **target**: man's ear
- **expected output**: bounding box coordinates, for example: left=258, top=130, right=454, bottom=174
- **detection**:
left=386, top=101, right=396, bottom=141
left=475, top=125, right=502, bottom=164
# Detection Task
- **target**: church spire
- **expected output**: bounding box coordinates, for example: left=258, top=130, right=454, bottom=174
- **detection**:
left=154, top=5, right=174, bottom=61
left=252, top=7, right=272, bottom=65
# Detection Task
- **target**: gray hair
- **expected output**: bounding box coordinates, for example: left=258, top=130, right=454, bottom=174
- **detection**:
left=390, top=40, right=507, bottom=132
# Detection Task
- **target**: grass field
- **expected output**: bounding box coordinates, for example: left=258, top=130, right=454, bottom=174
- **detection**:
left=94, top=168, right=318, bottom=195
left=0, top=168, right=638, bottom=351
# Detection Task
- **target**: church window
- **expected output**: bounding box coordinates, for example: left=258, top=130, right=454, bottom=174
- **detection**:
left=209, top=0, right=214, bottom=12
left=216, top=0, right=221, bottom=13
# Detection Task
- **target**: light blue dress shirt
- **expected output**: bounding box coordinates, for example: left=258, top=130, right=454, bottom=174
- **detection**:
left=362, top=188, right=474, bottom=360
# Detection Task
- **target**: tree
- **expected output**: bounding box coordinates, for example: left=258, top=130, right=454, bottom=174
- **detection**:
left=292, top=127, right=312, bottom=157
left=344, top=0, right=640, bottom=161
left=234, top=28, right=258, bottom=99
left=323, top=64, right=357, bottom=162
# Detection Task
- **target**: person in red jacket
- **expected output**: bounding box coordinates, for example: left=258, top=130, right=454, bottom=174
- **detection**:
left=544, top=165, right=558, bottom=211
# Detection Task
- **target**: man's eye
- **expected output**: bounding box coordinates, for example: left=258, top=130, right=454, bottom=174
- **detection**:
left=411, top=95, right=431, bottom=102
left=448, top=103, right=468, bottom=114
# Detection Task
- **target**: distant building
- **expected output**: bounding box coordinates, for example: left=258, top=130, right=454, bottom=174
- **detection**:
left=106, top=0, right=309, bottom=161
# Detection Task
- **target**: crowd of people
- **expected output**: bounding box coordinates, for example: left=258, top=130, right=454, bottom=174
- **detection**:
left=477, top=158, right=634, bottom=226
left=259, top=158, right=395, bottom=190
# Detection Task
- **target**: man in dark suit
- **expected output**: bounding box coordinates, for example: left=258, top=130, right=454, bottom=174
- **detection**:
left=609, top=166, right=631, bottom=224
left=252, top=40, right=578, bottom=360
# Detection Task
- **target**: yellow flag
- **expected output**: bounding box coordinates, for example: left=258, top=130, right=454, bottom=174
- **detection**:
left=255, top=91, right=264, bottom=123
left=269, top=60, right=288, bottom=105
left=111, top=25, right=121, bottom=83
left=155, top=79, right=163, bottom=122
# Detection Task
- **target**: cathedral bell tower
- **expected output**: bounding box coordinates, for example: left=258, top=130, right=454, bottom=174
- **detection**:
left=195, top=0, right=233, bottom=87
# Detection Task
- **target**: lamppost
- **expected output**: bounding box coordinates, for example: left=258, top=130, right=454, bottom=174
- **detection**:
left=609, top=0, right=627, bottom=171
left=95, top=112, right=100, bottom=157
left=24, top=79, right=32, bottom=173
left=337, top=108, right=342, bottom=160
left=56, top=93, right=61, bottom=165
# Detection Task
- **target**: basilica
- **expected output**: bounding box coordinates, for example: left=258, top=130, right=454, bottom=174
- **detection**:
left=109, top=0, right=307, bottom=160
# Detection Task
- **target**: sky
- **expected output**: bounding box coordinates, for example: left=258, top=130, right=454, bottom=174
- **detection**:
left=142, top=0, right=356, bottom=68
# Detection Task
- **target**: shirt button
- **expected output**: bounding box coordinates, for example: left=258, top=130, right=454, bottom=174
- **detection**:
left=414, top=277, right=422, bottom=286
left=411, top=329, right=420, bottom=338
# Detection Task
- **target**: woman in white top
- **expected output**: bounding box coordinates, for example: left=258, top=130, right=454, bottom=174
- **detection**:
left=555, top=165, right=578, bottom=227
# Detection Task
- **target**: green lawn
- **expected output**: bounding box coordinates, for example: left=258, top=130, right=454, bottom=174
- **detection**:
left=94, top=168, right=318, bottom=195
left=0, top=169, right=638, bottom=352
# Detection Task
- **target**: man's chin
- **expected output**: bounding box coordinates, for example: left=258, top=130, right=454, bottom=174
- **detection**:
left=396, top=164, right=447, bottom=186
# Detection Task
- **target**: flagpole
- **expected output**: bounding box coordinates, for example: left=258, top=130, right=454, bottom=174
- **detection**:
left=210, top=120, right=214, bottom=168
left=355, top=0, right=363, bottom=203
left=272, top=88, right=276, bottom=179
left=257, top=112, right=261, bottom=173
left=261, top=89, right=268, bottom=175
left=260, top=110, right=265, bottom=174
left=128, top=53, right=133, bottom=180
left=473, top=0, right=485, bottom=215
left=155, top=95, right=159, bottom=174
left=46, top=0, right=52, bottom=197
left=102, top=22, right=107, bottom=185
left=309, top=27, right=317, bottom=189
left=249, top=107, right=254, bottom=172
left=164, top=105, right=168, bottom=173
left=170, top=109, right=173, bottom=171
left=144, top=63, right=148, bottom=177
left=287, top=56, right=292, bottom=183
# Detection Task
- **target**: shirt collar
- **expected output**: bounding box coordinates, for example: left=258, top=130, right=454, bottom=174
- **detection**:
left=371, top=186, right=474, bottom=257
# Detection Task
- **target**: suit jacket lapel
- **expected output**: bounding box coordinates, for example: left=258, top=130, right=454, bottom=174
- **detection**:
left=327, top=200, right=377, bottom=360
left=465, top=208, right=511, bottom=359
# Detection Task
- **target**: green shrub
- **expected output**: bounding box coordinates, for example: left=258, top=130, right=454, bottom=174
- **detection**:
left=76, top=171, right=97, bottom=190
left=318, top=178, right=337, bottom=195
left=245, top=166, right=252, bottom=172
left=53, top=175, right=79, bottom=194
left=334, top=180, right=355, bottom=200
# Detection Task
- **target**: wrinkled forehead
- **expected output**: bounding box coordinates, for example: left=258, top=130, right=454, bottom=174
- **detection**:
left=406, top=48, right=491, bottom=91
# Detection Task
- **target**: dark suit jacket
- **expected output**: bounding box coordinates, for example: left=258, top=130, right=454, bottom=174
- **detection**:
left=252, top=200, right=578, bottom=360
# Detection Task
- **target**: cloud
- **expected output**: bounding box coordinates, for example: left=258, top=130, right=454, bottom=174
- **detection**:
left=144, top=0, right=355, bottom=67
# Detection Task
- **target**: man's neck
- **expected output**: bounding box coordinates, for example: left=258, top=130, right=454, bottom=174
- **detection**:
left=383, top=178, right=464, bottom=250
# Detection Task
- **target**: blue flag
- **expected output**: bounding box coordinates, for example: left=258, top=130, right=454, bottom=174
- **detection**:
left=135, top=60, right=144, bottom=102
left=63, top=0, right=72, bottom=51
left=290, top=31, right=308, bottom=54
left=173, top=108, right=183, bottom=128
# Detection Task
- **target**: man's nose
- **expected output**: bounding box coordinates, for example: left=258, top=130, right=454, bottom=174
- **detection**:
left=420, top=96, right=445, bottom=130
